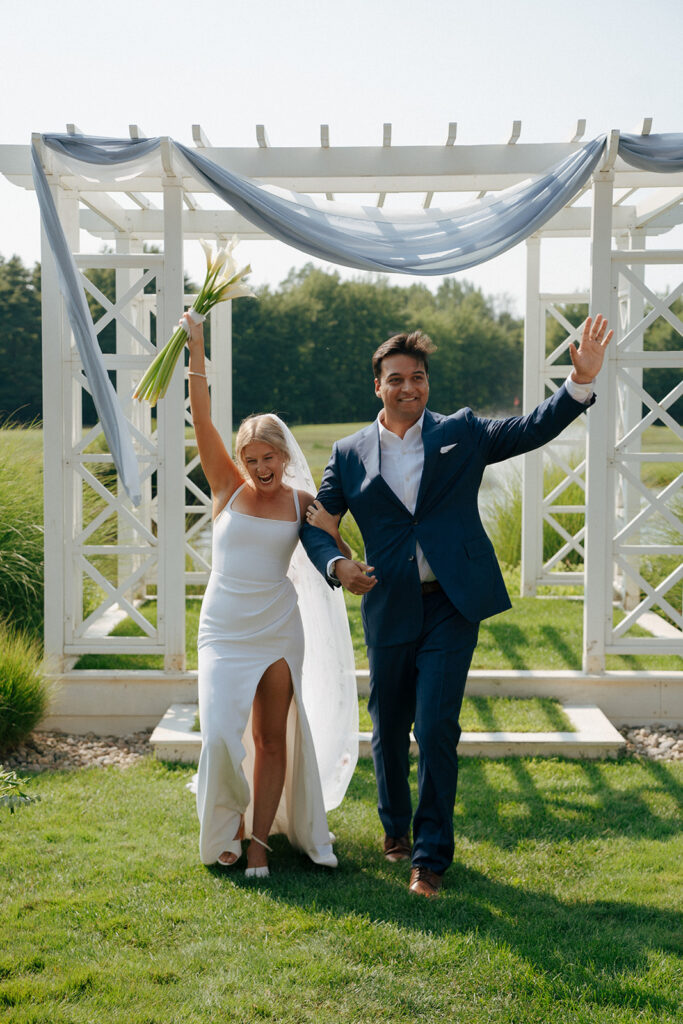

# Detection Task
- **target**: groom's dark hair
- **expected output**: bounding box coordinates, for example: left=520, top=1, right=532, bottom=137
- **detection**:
left=372, top=330, right=436, bottom=379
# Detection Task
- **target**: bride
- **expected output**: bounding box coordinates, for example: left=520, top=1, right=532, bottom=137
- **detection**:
left=184, top=314, right=360, bottom=876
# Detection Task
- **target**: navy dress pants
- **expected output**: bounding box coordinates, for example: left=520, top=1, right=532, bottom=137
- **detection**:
left=367, top=589, right=479, bottom=874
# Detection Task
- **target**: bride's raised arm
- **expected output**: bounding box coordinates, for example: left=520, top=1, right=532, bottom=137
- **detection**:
left=184, top=317, right=243, bottom=517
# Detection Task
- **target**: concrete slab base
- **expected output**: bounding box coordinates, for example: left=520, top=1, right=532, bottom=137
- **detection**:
left=38, top=668, right=683, bottom=735
left=150, top=702, right=625, bottom=763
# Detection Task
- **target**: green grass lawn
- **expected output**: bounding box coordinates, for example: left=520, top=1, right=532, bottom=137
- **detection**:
left=358, top=696, right=573, bottom=733
left=640, top=425, right=682, bottom=490
left=1, top=756, right=681, bottom=1023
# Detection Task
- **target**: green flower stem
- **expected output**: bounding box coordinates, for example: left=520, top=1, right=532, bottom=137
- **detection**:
left=134, top=255, right=253, bottom=405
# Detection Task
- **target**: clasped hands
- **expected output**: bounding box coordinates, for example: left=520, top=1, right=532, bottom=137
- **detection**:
left=334, top=558, right=377, bottom=595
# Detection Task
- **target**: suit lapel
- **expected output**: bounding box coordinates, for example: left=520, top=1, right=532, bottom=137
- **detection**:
left=356, top=420, right=411, bottom=514
left=416, top=410, right=445, bottom=510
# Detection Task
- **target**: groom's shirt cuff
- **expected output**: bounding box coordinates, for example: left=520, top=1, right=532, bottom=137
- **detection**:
left=326, top=555, right=344, bottom=583
left=565, top=375, right=595, bottom=404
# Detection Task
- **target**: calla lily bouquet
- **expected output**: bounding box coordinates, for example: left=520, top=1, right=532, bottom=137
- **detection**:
left=134, top=238, right=255, bottom=405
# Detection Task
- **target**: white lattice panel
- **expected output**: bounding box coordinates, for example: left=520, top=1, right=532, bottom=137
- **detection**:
left=605, top=252, right=683, bottom=655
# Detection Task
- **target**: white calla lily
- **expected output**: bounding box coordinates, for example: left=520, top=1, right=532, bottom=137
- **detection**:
left=134, top=239, right=255, bottom=405
left=199, top=238, right=213, bottom=273
left=210, top=246, right=229, bottom=275
left=221, top=282, right=257, bottom=301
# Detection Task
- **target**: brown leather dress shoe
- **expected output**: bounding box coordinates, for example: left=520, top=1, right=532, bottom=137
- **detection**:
left=408, top=866, right=443, bottom=898
left=383, top=833, right=412, bottom=862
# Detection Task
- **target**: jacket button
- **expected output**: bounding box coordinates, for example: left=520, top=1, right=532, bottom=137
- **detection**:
left=408, top=555, right=415, bottom=561
left=413, top=519, right=419, bottom=525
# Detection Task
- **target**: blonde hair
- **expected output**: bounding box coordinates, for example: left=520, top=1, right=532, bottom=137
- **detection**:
left=234, top=414, right=291, bottom=474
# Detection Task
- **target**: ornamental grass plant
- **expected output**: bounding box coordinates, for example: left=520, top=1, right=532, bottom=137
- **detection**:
left=484, top=458, right=586, bottom=569
left=0, top=622, right=49, bottom=752
left=0, top=422, right=44, bottom=639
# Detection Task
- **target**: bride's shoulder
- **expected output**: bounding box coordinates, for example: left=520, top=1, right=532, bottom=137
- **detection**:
left=297, top=488, right=315, bottom=507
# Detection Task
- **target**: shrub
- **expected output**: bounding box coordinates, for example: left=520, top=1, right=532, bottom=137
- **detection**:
left=0, top=622, right=50, bottom=753
left=0, top=767, right=40, bottom=812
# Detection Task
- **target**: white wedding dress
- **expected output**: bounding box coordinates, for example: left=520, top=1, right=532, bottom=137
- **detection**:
left=194, top=478, right=355, bottom=867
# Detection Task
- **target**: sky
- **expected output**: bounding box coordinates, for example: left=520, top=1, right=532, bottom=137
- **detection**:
left=2, top=0, right=682, bottom=313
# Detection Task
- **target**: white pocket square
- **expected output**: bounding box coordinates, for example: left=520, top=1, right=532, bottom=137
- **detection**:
left=440, top=443, right=458, bottom=454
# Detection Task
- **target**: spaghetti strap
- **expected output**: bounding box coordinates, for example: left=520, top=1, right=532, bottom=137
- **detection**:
left=212, top=483, right=245, bottom=526
left=227, top=483, right=246, bottom=509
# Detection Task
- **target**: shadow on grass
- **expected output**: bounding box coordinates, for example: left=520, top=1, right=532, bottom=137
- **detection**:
left=202, top=756, right=683, bottom=1013
left=539, top=624, right=582, bottom=670
left=458, top=756, right=683, bottom=847
left=204, top=757, right=683, bottom=1011
left=220, top=837, right=681, bottom=1016
left=485, top=623, right=529, bottom=669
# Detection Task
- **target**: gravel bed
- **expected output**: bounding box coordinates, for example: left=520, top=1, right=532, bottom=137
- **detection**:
left=2, top=731, right=153, bottom=772
left=2, top=726, right=682, bottom=773
left=619, top=726, right=683, bottom=761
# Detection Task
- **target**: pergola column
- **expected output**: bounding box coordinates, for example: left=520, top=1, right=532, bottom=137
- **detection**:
left=209, top=298, right=233, bottom=449
left=40, top=157, right=80, bottom=673
left=115, top=235, right=150, bottom=598
left=521, top=235, right=544, bottom=595
left=620, top=228, right=646, bottom=611
left=583, top=140, right=617, bottom=674
left=158, top=176, right=186, bottom=671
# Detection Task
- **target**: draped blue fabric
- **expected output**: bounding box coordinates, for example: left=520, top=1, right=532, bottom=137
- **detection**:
left=34, top=130, right=683, bottom=503
left=43, top=134, right=161, bottom=164
left=618, top=133, right=683, bottom=173
left=174, top=139, right=606, bottom=275
left=31, top=143, right=142, bottom=504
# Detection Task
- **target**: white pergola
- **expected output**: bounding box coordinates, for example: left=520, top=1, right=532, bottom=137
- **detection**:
left=1, top=120, right=681, bottom=732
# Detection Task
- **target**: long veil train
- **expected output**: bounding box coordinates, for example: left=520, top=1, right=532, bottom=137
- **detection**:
left=277, top=416, right=359, bottom=809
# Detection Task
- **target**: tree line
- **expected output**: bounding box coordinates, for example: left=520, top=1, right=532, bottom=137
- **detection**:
left=1, top=252, right=680, bottom=427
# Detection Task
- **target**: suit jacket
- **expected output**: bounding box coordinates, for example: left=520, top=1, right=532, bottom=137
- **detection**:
left=300, top=384, right=594, bottom=648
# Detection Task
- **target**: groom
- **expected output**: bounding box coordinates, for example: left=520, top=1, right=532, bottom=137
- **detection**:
left=300, top=315, right=612, bottom=897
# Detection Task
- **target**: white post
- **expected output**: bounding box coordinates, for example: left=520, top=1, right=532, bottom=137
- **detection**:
left=583, top=153, right=616, bottom=674
left=210, top=298, right=233, bottom=449
left=115, top=235, right=146, bottom=597
left=61, top=192, right=83, bottom=649
left=40, top=157, right=72, bottom=673
left=158, top=174, right=186, bottom=671
left=521, top=236, right=544, bottom=595
left=621, top=228, right=646, bottom=611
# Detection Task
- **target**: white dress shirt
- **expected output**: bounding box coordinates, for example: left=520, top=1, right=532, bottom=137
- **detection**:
left=327, top=375, right=594, bottom=580
left=377, top=411, right=436, bottom=582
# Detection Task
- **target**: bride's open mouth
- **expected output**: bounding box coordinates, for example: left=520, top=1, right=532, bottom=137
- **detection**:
left=257, top=472, right=275, bottom=485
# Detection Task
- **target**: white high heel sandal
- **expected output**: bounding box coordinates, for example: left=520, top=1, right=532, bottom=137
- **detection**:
left=245, top=835, right=273, bottom=878
left=216, top=816, right=244, bottom=867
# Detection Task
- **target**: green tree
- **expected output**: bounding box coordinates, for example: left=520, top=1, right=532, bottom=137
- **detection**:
left=644, top=296, right=683, bottom=422
left=0, top=256, right=42, bottom=423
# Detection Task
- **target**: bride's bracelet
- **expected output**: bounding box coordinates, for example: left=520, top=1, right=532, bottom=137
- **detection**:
left=188, top=371, right=207, bottom=379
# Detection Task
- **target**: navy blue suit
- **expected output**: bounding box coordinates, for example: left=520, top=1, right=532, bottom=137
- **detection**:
left=301, top=383, right=594, bottom=872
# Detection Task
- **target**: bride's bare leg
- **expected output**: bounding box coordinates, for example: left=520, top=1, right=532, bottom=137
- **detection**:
left=248, top=658, right=293, bottom=870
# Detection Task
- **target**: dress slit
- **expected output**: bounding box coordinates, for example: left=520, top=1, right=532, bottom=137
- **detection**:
left=193, top=489, right=336, bottom=868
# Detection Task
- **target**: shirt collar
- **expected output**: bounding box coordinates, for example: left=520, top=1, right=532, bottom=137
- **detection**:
left=376, top=410, right=425, bottom=445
